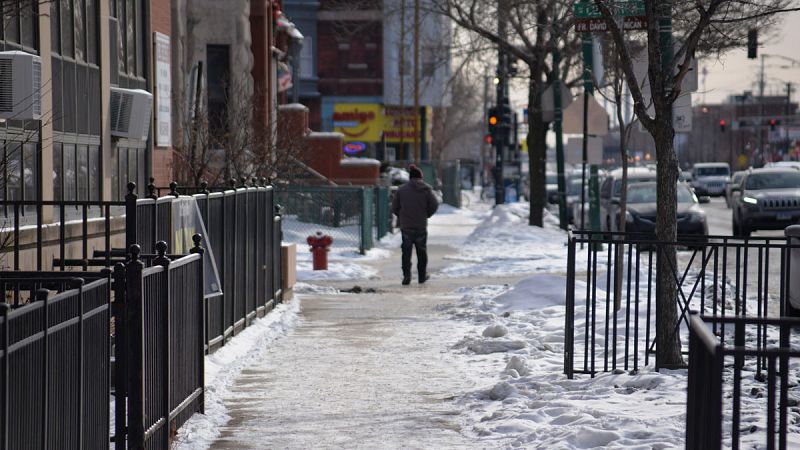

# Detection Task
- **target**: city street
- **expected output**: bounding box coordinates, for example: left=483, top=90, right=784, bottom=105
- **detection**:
left=703, top=195, right=785, bottom=238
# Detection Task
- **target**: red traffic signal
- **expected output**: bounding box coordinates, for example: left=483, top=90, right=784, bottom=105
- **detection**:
left=719, top=119, right=726, bottom=132
left=484, top=134, right=492, bottom=144
left=769, top=119, right=779, bottom=130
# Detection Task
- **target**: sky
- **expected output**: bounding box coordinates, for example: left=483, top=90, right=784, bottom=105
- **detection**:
left=508, top=11, right=800, bottom=111
left=698, top=11, right=800, bottom=105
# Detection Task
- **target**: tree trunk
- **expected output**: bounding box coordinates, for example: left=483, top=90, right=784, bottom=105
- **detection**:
left=528, top=77, right=547, bottom=227
left=652, top=115, right=684, bottom=368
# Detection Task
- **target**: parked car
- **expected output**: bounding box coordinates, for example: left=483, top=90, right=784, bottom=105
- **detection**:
left=691, top=162, right=731, bottom=196
left=599, top=167, right=657, bottom=232
left=765, top=161, right=800, bottom=171
left=725, top=170, right=747, bottom=208
left=732, top=168, right=800, bottom=237
left=622, top=182, right=709, bottom=236
left=565, top=178, right=588, bottom=225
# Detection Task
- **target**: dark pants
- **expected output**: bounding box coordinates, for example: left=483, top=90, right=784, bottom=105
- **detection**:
left=401, top=229, right=428, bottom=280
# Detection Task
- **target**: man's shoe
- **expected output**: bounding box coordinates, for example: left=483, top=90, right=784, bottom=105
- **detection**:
left=402, top=276, right=411, bottom=285
left=419, top=274, right=430, bottom=284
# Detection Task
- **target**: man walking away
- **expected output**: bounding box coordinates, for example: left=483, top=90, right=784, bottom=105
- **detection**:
left=392, top=165, right=439, bottom=285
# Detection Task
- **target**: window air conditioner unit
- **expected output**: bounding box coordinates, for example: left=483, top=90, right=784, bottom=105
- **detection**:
left=110, top=87, right=152, bottom=141
left=0, top=51, right=42, bottom=120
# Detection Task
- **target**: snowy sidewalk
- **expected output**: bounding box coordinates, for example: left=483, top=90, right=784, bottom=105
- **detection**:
left=197, top=202, right=524, bottom=449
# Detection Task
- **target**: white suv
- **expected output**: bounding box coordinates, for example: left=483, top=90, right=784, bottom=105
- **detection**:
left=691, top=162, right=731, bottom=196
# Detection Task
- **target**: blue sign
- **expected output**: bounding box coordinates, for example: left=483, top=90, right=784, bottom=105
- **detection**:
left=344, top=142, right=367, bottom=155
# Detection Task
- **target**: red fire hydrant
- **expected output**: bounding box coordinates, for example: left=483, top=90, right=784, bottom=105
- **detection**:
left=307, top=232, right=333, bottom=270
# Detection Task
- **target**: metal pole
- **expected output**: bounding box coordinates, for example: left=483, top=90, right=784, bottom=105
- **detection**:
left=413, top=0, right=421, bottom=162
left=482, top=75, right=489, bottom=187
left=494, top=0, right=508, bottom=205
left=760, top=54, right=766, bottom=163
left=399, top=0, right=406, bottom=160
left=553, top=48, right=568, bottom=230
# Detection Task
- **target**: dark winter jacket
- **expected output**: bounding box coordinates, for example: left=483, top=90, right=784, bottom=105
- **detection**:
left=392, top=179, right=439, bottom=231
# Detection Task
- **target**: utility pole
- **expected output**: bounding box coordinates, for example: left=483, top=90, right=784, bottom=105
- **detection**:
left=413, top=0, right=421, bottom=162
left=399, top=0, right=406, bottom=160
left=759, top=54, right=766, bottom=163
left=494, top=0, right=509, bottom=205
left=482, top=74, right=489, bottom=187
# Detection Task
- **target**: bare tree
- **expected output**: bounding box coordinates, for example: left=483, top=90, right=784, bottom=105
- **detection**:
left=594, top=0, right=798, bottom=367
left=430, top=0, right=582, bottom=226
left=429, top=70, right=484, bottom=170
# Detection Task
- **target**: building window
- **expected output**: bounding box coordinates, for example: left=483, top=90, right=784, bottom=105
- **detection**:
left=300, top=40, right=314, bottom=78
left=423, top=46, right=436, bottom=77
left=206, top=45, right=230, bottom=141
left=52, top=141, right=101, bottom=202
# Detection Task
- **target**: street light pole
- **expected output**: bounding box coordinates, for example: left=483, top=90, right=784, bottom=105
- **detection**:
left=494, top=0, right=509, bottom=205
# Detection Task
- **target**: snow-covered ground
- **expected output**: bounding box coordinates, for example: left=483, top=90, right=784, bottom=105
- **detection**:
left=169, top=194, right=799, bottom=449
left=172, top=300, right=302, bottom=449
left=440, top=202, right=578, bottom=278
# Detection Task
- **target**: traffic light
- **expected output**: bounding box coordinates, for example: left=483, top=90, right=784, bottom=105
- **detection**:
left=719, top=119, right=726, bottom=132
left=747, top=29, right=758, bottom=60
left=769, top=119, right=780, bottom=131
left=484, top=134, right=492, bottom=145
left=488, top=107, right=498, bottom=135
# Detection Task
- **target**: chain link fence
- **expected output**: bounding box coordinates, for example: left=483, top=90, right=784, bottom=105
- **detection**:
left=277, top=186, right=375, bottom=254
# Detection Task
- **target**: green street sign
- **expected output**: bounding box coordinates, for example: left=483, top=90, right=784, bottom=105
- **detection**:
left=574, top=1, right=645, bottom=19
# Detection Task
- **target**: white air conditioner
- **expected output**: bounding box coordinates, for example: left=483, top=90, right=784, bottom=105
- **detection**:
left=110, top=87, right=152, bottom=141
left=0, top=51, right=42, bottom=120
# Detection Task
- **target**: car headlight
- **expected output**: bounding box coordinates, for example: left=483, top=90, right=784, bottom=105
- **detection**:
left=742, top=196, right=758, bottom=205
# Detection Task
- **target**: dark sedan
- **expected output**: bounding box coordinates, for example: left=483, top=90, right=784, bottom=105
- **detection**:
left=621, top=182, right=709, bottom=236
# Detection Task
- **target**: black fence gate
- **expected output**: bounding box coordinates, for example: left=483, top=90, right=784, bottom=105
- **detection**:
left=565, top=231, right=797, bottom=378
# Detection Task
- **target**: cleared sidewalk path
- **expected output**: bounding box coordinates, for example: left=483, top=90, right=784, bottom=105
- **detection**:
left=209, top=208, right=525, bottom=449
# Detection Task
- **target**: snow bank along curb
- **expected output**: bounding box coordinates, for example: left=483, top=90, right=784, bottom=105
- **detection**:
left=172, top=299, right=302, bottom=449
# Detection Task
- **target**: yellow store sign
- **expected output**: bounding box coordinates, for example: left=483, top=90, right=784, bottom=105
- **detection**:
left=333, top=103, right=431, bottom=144
left=333, top=104, right=383, bottom=142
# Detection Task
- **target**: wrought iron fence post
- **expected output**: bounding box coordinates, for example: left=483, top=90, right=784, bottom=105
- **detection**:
left=190, top=234, right=206, bottom=413
left=147, top=178, right=157, bottom=200
left=154, top=241, right=172, bottom=437
left=125, top=183, right=138, bottom=258
left=125, top=245, right=146, bottom=449
left=36, top=288, right=49, bottom=447
left=565, top=231, right=576, bottom=379
left=0, top=302, right=9, bottom=450
left=112, top=263, right=128, bottom=450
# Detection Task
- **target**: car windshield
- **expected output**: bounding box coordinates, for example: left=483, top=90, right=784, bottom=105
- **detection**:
left=613, top=177, right=656, bottom=197
left=627, top=184, right=695, bottom=204
left=745, top=172, right=800, bottom=190
left=568, top=179, right=584, bottom=195
left=695, top=166, right=730, bottom=177
left=731, top=172, right=744, bottom=184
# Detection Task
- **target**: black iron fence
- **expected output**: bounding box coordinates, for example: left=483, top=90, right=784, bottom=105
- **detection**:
left=686, top=314, right=800, bottom=450
left=113, top=242, right=205, bottom=450
left=0, top=275, right=111, bottom=449
left=565, top=231, right=796, bottom=378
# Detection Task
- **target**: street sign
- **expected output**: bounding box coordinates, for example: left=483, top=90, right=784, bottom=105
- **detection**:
left=541, top=84, right=573, bottom=122
left=567, top=137, right=603, bottom=165
left=574, top=1, right=646, bottom=32
left=562, top=94, right=610, bottom=135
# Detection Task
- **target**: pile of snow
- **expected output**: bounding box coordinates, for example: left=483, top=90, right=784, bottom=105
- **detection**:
left=172, top=300, right=301, bottom=449
left=443, top=274, right=688, bottom=448
left=441, top=202, right=576, bottom=278
left=443, top=271, right=800, bottom=448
